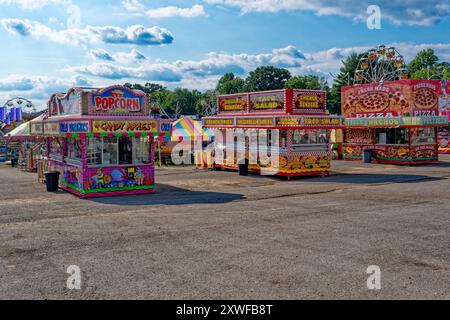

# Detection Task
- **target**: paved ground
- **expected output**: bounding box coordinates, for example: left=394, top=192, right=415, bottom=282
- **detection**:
left=0, top=156, right=449, bottom=299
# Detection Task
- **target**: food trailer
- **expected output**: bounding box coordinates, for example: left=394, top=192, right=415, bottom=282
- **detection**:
left=438, top=80, right=449, bottom=154
left=203, top=89, right=342, bottom=177
left=341, top=80, right=448, bottom=164
left=38, top=85, right=159, bottom=198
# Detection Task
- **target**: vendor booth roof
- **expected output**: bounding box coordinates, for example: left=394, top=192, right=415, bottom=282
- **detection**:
left=172, top=117, right=214, bottom=142
left=5, top=121, right=30, bottom=138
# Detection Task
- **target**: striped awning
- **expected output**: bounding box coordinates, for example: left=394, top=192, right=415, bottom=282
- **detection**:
left=172, top=117, right=214, bottom=142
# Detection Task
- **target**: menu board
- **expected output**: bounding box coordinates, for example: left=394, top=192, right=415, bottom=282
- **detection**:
left=293, top=90, right=326, bottom=112
left=250, top=92, right=285, bottom=112
left=218, top=95, right=247, bottom=113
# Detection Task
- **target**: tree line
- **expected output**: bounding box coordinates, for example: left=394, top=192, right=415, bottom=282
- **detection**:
left=125, top=48, right=450, bottom=117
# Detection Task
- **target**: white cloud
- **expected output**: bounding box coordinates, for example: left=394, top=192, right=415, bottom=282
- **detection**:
left=0, top=74, right=83, bottom=109
left=90, top=49, right=114, bottom=62
left=67, top=45, right=307, bottom=82
left=146, top=4, right=206, bottom=18
left=2, top=42, right=449, bottom=109
left=1, top=18, right=174, bottom=46
left=90, top=48, right=147, bottom=64
left=122, top=0, right=144, bottom=12
left=0, top=0, right=71, bottom=10
left=114, top=49, right=147, bottom=64
left=67, top=42, right=450, bottom=87
left=123, top=1, right=206, bottom=19
left=204, top=0, right=450, bottom=26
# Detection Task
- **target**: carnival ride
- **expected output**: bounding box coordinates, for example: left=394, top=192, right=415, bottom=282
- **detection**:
left=354, top=45, right=408, bottom=84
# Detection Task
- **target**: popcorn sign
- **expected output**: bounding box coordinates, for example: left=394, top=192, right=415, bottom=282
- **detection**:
left=89, top=86, right=146, bottom=115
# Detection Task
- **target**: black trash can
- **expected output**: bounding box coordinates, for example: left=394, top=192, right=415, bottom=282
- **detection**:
left=44, top=171, right=60, bottom=192
left=363, top=150, right=372, bottom=163
left=11, top=158, right=18, bottom=167
left=238, top=159, right=249, bottom=176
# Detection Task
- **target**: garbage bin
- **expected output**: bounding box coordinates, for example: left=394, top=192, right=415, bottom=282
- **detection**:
left=238, top=159, right=249, bottom=176
left=363, top=150, right=372, bottom=163
left=44, top=171, right=60, bottom=192
left=11, top=158, right=18, bottom=167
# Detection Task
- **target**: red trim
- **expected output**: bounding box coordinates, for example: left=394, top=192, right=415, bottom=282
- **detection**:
left=370, top=159, right=438, bottom=165
left=215, top=164, right=329, bottom=177
left=343, top=157, right=438, bottom=165
left=343, top=157, right=362, bottom=162
left=204, top=125, right=342, bottom=130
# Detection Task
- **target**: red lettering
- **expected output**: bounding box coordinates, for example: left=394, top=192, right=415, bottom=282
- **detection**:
left=107, top=98, right=114, bottom=110
left=132, top=99, right=139, bottom=111
left=120, top=99, right=126, bottom=110
left=95, top=97, right=102, bottom=110
left=102, top=98, right=108, bottom=110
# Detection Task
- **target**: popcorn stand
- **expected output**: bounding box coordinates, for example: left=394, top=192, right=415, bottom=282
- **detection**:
left=342, top=80, right=448, bottom=164
left=202, top=89, right=342, bottom=177
left=39, top=85, right=159, bottom=198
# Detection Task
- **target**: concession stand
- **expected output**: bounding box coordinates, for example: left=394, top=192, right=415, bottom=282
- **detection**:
left=37, top=85, right=160, bottom=198
left=202, top=89, right=342, bottom=177
left=342, top=79, right=447, bottom=164
left=438, top=80, right=450, bottom=154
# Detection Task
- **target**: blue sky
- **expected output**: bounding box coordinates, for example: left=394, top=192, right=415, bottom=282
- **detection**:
left=0, top=0, right=449, bottom=109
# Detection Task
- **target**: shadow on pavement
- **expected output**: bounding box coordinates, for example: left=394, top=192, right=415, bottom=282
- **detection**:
left=88, top=183, right=245, bottom=206
left=310, top=173, right=445, bottom=184
left=420, top=161, right=450, bottom=168
left=203, top=168, right=446, bottom=185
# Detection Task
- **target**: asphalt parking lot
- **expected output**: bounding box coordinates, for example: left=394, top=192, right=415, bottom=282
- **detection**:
left=0, top=156, right=449, bottom=299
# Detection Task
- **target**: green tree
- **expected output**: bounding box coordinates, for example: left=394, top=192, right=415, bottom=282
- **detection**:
left=407, top=49, right=450, bottom=80
left=216, top=73, right=245, bottom=94
left=124, top=82, right=166, bottom=94
left=244, top=66, right=291, bottom=92
left=171, top=88, right=202, bottom=117
left=285, top=75, right=327, bottom=90
left=196, top=90, right=217, bottom=115
left=408, top=49, right=439, bottom=75
left=443, top=67, right=450, bottom=80
left=328, top=52, right=364, bottom=115
left=152, top=89, right=175, bottom=115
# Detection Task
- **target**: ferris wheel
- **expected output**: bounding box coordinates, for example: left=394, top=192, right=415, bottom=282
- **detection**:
left=4, top=97, right=36, bottom=113
left=0, top=97, right=36, bottom=131
left=354, top=45, right=408, bottom=85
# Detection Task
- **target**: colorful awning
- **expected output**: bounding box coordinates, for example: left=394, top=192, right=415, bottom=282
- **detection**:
left=172, top=117, right=214, bottom=142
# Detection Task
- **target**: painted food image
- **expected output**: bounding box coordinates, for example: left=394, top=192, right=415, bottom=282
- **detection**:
left=85, top=167, right=152, bottom=190
left=344, top=145, right=362, bottom=156
left=355, top=92, right=390, bottom=113
left=345, top=129, right=375, bottom=144
left=414, top=88, right=438, bottom=109
left=388, top=147, right=409, bottom=159
left=279, top=156, right=288, bottom=168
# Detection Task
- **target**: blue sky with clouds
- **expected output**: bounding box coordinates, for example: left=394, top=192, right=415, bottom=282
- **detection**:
left=0, top=0, right=449, bottom=109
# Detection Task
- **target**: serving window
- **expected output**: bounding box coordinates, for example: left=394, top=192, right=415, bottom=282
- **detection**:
left=65, top=137, right=83, bottom=166
left=49, top=137, right=63, bottom=161
left=290, top=129, right=329, bottom=152
left=86, top=136, right=152, bottom=167
left=86, top=137, right=102, bottom=166
left=375, top=128, right=407, bottom=145
left=411, top=127, right=436, bottom=145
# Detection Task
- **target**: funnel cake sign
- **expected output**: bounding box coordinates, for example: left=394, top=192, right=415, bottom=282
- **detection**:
left=88, top=86, right=146, bottom=115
